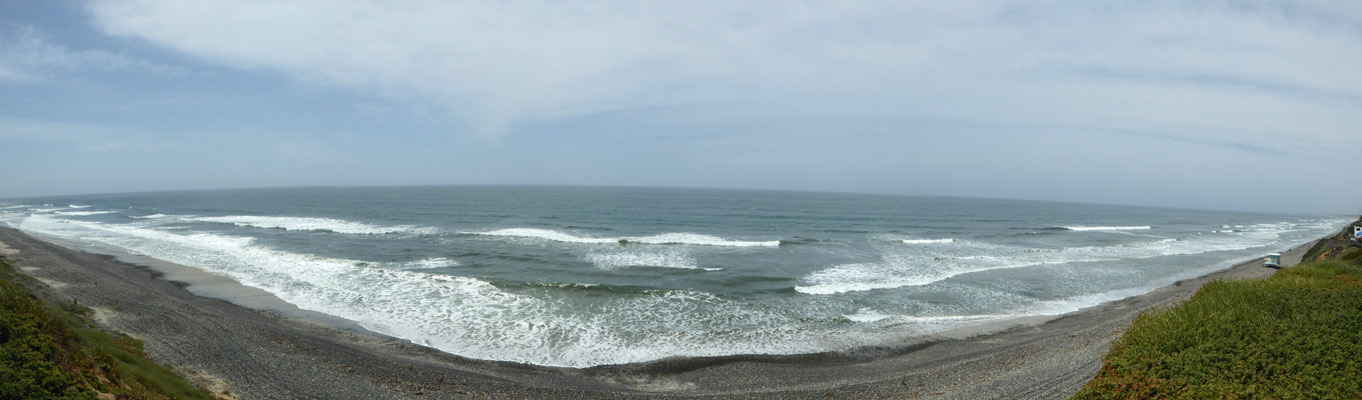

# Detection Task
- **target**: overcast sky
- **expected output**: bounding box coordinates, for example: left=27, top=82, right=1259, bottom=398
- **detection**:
left=2, top=1, right=1359, bottom=214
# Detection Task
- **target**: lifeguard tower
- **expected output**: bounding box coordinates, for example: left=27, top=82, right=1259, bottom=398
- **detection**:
left=1264, top=253, right=1282, bottom=269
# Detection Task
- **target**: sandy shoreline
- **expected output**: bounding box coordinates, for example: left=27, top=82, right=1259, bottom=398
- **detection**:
left=0, top=226, right=1319, bottom=399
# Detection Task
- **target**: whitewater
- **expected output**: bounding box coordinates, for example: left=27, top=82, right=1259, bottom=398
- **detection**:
left=0, top=186, right=1347, bottom=368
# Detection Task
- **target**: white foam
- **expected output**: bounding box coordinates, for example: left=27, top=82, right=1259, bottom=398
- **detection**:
left=898, top=314, right=1012, bottom=323
left=1062, top=226, right=1151, bottom=231
left=190, top=215, right=436, bottom=235
left=843, top=309, right=1018, bottom=334
left=529, top=282, right=600, bottom=289
left=15, top=211, right=1345, bottom=369
left=1015, top=286, right=1155, bottom=317
left=843, top=308, right=891, bottom=323
left=796, top=232, right=1277, bottom=295
left=54, top=210, right=118, bottom=216
left=797, top=259, right=936, bottom=295
left=466, top=228, right=778, bottom=247
left=392, top=257, right=460, bottom=270
left=69, top=205, right=90, bottom=208
left=902, top=238, right=955, bottom=244
left=131, top=214, right=172, bottom=219
left=585, top=249, right=699, bottom=270
left=14, top=215, right=842, bottom=367
left=0, top=205, right=30, bottom=210
left=628, top=232, right=780, bottom=247
left=472, top=228, right=619, bottom=244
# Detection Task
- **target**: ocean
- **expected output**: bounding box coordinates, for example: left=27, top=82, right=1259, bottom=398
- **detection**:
left=0, top=186, right=1347, bottom=368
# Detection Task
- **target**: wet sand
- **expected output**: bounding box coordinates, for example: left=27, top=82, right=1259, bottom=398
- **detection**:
left=0, top=226, right=1316, bottom=399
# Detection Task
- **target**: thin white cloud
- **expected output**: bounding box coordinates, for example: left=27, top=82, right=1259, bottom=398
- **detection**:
left=79, top=1, right=1362, bottom=150
left=0, top=26, right=186, bottom=82
left=0, top=27, right=71, bottom=81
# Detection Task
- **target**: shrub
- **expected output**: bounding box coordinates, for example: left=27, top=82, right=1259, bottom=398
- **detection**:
left=1074, top=260, right=1362, bottom=399
left=0, top=258, right=213, bottom=400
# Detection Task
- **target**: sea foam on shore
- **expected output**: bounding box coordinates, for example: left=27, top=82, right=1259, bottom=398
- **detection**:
left=0, top=187, right=1347, bottom=367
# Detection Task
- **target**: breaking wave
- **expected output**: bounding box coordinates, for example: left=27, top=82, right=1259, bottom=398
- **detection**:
left=190, top=215, right=437, bottom=235
left=795, top=233, right=1265, bottom=295
left=465, top=228, right=779, bottom=247
left=131, top=214, right=172, bottom=219
left=1059, top=225, right=1152, bottom=231
left=584, top=250, right=701, bottom=270
left=902, top=238, right=955, bottom=244
left=14, top=214, right=857, bottom=367
left=54, top=211, right=118, bottom=216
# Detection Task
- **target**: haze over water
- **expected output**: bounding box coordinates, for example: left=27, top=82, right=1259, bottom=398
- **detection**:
left=0, top=186, right=1347, bottom=367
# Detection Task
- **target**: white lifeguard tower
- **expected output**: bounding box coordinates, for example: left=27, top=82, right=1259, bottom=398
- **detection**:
left=1264, top=253, right=1282, bottom=269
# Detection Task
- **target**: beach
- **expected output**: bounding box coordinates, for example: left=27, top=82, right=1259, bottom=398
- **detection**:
left=0, top=225, right=1319, bottom=399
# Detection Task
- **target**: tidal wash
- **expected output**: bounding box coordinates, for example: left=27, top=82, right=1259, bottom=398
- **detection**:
left=1, top=186, right=1345, bottom=367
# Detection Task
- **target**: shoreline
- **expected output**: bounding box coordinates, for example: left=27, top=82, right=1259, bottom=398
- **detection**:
left=20, top=230, right=386, bottom=337
left=0, top=225, right=1323, bottom=399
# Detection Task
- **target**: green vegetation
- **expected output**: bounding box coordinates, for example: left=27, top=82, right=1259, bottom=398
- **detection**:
left=1074, top=229, right=1362, bottom=399
left=0, top=257, right=216, bottom=400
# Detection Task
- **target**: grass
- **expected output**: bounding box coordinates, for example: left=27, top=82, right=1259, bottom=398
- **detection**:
left=1073, top=235, right=1362, bottom=399
left=0, top=257, right=216, bottom=400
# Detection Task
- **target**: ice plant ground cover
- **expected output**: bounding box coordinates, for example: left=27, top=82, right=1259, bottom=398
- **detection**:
left=1074, top=227, right=1362, bottom=399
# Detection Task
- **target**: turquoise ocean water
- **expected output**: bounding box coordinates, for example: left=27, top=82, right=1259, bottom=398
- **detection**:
left=0, top=186, right=1347, bottom=367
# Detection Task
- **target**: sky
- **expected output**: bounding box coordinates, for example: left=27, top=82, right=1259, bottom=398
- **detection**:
left=1, top=1, right=1359, bottom=215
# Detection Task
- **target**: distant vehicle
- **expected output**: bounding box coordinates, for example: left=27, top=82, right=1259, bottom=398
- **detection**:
left=1265, top=253, right=1281, bottom=269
